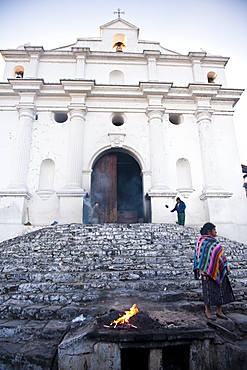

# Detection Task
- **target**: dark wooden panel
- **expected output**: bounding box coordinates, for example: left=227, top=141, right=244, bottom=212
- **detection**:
left=91, top=154, right=117, bottom=223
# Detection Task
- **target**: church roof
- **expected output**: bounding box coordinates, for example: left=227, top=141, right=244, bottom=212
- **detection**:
left=100, top=18, right=139, bottom=31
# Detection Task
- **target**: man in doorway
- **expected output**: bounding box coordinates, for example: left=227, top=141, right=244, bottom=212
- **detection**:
left=171, top=197, right=186, bottom=226
left=91, top=202, right=103, bottom=224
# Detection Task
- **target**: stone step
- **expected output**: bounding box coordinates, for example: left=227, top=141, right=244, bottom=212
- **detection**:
left=0, top=337, right=60, bottom=370
left=0, top=275, right=246, bottom=301
left=0, top=287, right=246, bottom=322
left=0, top=318, right=69, bottom=341
left=0, top=268, right=246, bottom=284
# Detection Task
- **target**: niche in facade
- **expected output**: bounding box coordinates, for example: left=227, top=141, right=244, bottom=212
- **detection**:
left=176, top=158, right=194, bottom=198
left=13, top=65, right=24, bottom=78
left=109, top=70, right=124, bottom=84
left=113, top=33, right=127, bottom=52
left=54, top=112, right=68, bottom=123
left=169, top=114, right=183, bottom=125
left=112, top=113, right=124, bottom=126
left=36, top=159, right=55, bottom=200
left=207, top=71, right=217, bottom=83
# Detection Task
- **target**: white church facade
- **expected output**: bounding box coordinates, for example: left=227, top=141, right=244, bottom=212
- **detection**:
left=0, top=17, right=246, bottom=243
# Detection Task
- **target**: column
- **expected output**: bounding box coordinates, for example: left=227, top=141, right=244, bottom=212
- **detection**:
left=57, top=106, right=87, bottom=224
left=0, top=104, right=35, bottom=233
left=65, top=107, right=86, bottom=189
left=146, top=106, right=176, bottom=223
left=9, top=105, right=36, bottom=191
left=196, top=108, right=233, bottom=236
left=147, top=108, right=167, bottom=191
left=196, top=109, right=221, bottom=191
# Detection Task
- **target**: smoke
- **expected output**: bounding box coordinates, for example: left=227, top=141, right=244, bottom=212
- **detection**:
left=117, top=171, right=143, bottom=219
left=83, top=195, right=92, bottom=224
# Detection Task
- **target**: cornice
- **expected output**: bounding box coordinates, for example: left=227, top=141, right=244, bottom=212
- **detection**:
left=1, top=80, right=243, bottom=110
left=189, top=83, right=221, bottom=97
left=140, top=82, right=172, bottom=96
left=200, top=190, right=233, bottom=201
left=72, top=47, right=90, bottom=55
left=8, top=78, right=44, bottom=93
left=0, top=188, right=32, bottom=199
left=61, top=79, right=95, bottom=93
left=24, top=46, right=44, bottom=55
left=1, top=48, right=230, bottom=66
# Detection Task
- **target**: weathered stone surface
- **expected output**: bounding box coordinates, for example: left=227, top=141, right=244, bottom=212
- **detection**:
left=0, top=223, right=246, bottom=369
left=227, top=313, right=247, bottom=332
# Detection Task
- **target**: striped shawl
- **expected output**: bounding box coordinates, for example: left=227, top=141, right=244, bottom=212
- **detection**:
left=194, top=235, right=228, bottom=284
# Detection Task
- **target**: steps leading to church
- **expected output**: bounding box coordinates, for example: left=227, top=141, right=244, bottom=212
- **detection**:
left=0, top=223, right=246, bottom=369
left=0, top=223, right=246, bottom=322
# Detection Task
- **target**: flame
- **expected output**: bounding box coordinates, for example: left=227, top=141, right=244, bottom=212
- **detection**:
left=110, top=304, right=139, bottom=327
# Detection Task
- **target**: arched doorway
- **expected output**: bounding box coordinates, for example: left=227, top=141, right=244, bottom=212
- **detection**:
left=90, top=151, right=144, bottom=223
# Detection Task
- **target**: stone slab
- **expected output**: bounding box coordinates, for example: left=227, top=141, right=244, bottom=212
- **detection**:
left=227, top=313, right=247, bottom=332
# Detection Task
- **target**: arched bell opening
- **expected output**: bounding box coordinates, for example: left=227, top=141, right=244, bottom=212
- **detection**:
left=88, top=150, right=144, bottom=224
left=112, top=33, right=127, bottom=52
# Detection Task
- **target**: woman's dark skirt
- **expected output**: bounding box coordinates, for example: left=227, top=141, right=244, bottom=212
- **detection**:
left=201, top=274, right=235, bottom=306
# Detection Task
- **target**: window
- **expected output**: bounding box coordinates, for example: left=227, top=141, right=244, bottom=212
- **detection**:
left=112, top=113, right=124, bottom=126
left=169, top=114, right=183, bottom=125
left=54, top=112, right=68, bottom=123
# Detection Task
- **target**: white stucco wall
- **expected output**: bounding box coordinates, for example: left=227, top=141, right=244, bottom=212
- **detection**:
left=0, top=17, right=246, bottom=243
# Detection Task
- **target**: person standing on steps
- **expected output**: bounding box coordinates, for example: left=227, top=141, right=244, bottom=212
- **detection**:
left=170, top=197, right=186, bottom=226
left=194, top=222, right=235, bottom=320
left=91, top=202, right=103, bottom=224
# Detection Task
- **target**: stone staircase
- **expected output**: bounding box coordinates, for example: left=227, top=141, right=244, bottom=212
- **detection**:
left=0, top=223, right=247, bottom=369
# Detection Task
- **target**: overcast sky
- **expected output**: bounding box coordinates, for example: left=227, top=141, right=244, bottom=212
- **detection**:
left=0, top=0, right=246, bottom=163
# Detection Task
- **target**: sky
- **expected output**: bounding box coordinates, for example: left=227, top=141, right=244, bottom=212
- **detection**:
left=0, top=0, right=246, bottom=163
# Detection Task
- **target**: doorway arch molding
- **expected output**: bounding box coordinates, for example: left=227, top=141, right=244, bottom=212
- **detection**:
left=87, top=145, right=147, bottom=173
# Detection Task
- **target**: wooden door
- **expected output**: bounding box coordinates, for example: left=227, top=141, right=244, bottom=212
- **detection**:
left=91, top=154, right=117, bottom=223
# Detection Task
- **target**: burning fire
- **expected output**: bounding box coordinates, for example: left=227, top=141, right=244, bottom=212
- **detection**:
left=110, top=304, right=139, bottom=328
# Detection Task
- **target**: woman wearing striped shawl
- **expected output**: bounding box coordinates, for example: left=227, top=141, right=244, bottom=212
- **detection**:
left=194, top=222, right=235, bottom=320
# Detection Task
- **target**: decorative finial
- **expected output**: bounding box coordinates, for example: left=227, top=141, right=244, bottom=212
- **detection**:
left=113, top=8, right=125, bottom=18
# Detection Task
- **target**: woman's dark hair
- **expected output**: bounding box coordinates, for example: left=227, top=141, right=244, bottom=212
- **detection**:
left=200, top=222, right=216, bottom=235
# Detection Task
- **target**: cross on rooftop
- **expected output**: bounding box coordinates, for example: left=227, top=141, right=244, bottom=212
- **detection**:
left=113, top=8, right=125, bottom=18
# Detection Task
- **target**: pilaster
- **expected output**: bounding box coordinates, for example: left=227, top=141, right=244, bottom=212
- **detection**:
left=144, top=51, right=160, bottom=81
left=57, top=100, right=87, bottom=223
left=25, top=46, right=44, bottom=78
left=146, top=103, right=176, bottom=223
left=189, top=52, right=206, bottom=83
left=72, top=47, right=90, bottom=79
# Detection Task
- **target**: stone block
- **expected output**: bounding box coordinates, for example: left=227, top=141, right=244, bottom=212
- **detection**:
left=227, top=313, right=247, bottom=332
